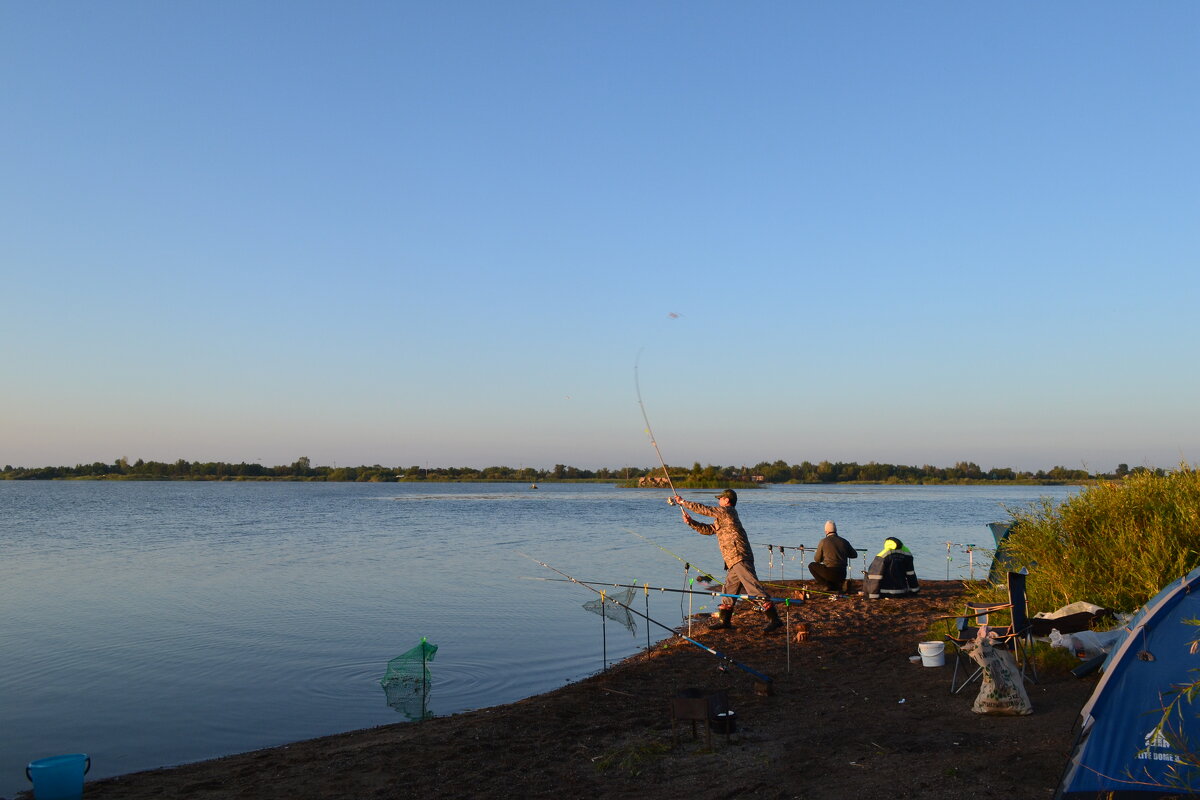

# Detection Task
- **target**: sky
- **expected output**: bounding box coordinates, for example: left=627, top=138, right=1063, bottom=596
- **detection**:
left=1, top=2, right=1197, bottom=473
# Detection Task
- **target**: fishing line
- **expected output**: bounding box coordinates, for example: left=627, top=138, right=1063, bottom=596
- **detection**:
left=624, top=528, right=719, bottom=584
left=623, top=526, right=720, bottom=629
left=521, top=553, right=772, bottom=686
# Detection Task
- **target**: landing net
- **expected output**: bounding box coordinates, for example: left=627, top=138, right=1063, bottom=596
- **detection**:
left=381, top=638, right=437, bottom=720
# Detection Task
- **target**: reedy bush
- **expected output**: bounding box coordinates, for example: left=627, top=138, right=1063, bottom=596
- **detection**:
left=988, top=464, right=1200, bottom=614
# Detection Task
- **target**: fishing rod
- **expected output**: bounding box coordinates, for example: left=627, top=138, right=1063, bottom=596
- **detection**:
left=753, top=541, right=867, bottom=585
left=753, top=541, right=865, bottom=551
left=521, top=553, right=773, bottom=686
left=762, top=579, right=844, bottom=599
left=634, top=350, right=679, bottom=497
left=752, top=540, right=873, bottom=597
left=521, top=575, right=800, bottom=606
left=623, top=528, right=719, bottom=638
left=624, top=528, right=846, bottom=599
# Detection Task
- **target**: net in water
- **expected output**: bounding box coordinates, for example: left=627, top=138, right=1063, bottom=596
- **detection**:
left=381, top=638, right=437, bottom=720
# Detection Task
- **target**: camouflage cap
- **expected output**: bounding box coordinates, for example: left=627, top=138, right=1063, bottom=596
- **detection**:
left=715, top=489, right=738, bottom=503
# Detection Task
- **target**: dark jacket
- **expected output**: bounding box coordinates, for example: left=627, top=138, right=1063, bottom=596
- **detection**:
left=864, top=551, right=920, bottom=599
left=813, top=533, right=857, bottom=569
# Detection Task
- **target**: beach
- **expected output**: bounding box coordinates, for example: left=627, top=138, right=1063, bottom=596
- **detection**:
left=61, top=580, right=1094, bottom=800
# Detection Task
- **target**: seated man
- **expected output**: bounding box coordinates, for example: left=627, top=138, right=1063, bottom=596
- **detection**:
left=863, top=537, right=920, bottom=599
left=808, top=520, right=858, bottom=592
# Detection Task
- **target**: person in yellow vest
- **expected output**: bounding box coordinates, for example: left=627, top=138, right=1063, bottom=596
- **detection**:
left=863, top=537, right=920, bottom=599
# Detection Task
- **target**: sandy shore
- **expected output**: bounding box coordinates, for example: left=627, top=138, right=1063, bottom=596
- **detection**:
left=34, top=580, right=1093, bottom=800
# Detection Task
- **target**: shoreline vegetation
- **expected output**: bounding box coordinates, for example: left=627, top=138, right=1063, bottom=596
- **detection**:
left=968, top=464, right=1200, bottom=614
left=0, top=457, right=1157, bottom=485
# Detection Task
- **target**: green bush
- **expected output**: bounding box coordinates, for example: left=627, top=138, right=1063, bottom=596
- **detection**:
left=991, top=464, right=1200, bottom=614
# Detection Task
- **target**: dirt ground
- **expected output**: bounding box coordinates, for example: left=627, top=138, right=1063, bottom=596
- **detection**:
left=59, top=580, right=1094, bottom=800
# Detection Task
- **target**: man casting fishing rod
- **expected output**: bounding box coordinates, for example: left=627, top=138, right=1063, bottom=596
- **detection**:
left=673, top=489, right=783, bottom=634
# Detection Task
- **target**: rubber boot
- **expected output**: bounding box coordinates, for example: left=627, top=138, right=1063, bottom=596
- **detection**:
left=762, top=604, right=783, bottom=634
left=710, top=606, right=734, bottom=630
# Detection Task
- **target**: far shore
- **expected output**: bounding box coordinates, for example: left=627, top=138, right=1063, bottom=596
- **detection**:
left=3, top=475, right=1085, bottom=486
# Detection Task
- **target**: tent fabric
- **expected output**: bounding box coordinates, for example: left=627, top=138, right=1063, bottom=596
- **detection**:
left=987, top=521, right=1017, bottom=584
left=1056, top=566, right=1200, bottom=799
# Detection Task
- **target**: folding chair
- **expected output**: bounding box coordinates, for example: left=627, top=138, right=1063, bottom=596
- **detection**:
left=940, top=571, right=1039, bottom=695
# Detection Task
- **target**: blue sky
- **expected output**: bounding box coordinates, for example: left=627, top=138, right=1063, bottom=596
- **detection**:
left=2, top=2, right=1196, bottom=472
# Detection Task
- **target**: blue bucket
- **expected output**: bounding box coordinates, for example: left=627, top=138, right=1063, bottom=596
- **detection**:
left=25, top=753, right=90, bottom=800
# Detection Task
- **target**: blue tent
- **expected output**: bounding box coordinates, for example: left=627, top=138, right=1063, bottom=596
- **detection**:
left=1057, top=566, right=1200, bottom=798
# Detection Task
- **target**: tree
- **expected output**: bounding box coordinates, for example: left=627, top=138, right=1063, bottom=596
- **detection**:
left=953, top=461, right=984, bottom=480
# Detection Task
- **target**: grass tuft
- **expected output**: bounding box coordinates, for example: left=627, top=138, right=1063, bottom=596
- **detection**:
left=593, top=740, right=673, bottom=775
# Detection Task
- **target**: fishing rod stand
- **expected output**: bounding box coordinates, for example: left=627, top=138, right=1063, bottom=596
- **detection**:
left=944, top=541, right=983, bottom=580
left=684, top=563, right=693, bottom=638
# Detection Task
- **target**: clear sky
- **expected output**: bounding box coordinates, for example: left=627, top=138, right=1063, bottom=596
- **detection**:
left=2, top=2, right=1196, bottom=473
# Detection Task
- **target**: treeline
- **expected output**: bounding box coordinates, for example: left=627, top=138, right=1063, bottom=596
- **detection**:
left=0, top=457, right=1157, bottom=483
left=631, top=459, right=1150, bottom=485
left=0, top=457, right=611, bottom=482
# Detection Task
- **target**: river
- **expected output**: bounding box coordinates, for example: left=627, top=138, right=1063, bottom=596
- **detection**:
left=0, top=480, right=1076, bottom=796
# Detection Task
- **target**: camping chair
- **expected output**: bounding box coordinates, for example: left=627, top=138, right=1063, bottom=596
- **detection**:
left=941, top=571, right=1040, bottom=695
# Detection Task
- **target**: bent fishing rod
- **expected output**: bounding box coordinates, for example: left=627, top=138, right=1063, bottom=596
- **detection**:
left=634, top=350, right=679, bottom=497
left=521, top=553, right=772, bottom=686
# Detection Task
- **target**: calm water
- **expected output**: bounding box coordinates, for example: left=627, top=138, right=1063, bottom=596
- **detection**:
left=0, top=480, right=1075, bottom=796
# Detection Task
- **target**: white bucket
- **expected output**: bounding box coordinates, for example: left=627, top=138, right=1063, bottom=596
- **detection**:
left=918, top=641, right=945, bottom=667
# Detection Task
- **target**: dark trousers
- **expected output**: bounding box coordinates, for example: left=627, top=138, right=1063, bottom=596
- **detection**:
left=808, top=562, right=846, bottom=591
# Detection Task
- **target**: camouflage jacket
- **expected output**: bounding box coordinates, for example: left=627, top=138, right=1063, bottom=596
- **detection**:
left=678, top=499, right=754, bottom=570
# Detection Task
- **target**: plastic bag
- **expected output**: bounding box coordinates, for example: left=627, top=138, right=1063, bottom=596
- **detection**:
left=1035, top=601, right=1106, bottom=619
left=1048, top=629, right=1077, bottom=651
left=963, top=634, right=1032, bottom=716
left=1068, top=628, right=1126, bottom=658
